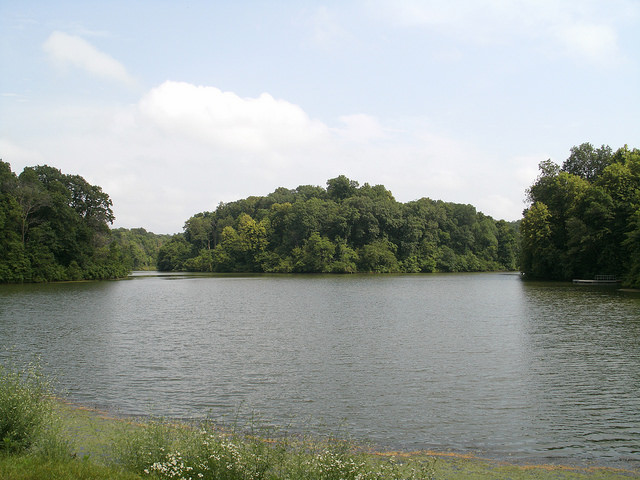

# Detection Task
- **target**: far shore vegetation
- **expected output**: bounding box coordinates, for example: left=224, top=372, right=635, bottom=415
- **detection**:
left=1, top=142, right=638, bottom=286
left=520, top=143, right=640, bottom=288
left=1, top=362, right=638, bottom=480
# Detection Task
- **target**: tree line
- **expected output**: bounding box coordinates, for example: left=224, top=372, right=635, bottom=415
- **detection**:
left=157, top=175, right=519, bottom=274
left=3, top=141, right=637, bottom=284
left=110, top=227, right=173, bottom=271
left=520, top=143, right=640, bottom=288
left=0, top=161, right=130, bottom=282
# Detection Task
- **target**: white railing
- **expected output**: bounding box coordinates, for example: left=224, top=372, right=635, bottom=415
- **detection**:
left=594, top=274, right=617, bottom=281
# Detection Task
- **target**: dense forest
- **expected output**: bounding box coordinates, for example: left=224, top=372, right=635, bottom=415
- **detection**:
left=0, top=161, right=129, bottom=282
left=2, top=142, right=637, bottom=285
left=111, top=228, right=173, bottom=271
left=0, top=161, right=174, bottom=281
left=520, top=143, right=640, bottom=288
left=157, top=176, right=519, bottom=274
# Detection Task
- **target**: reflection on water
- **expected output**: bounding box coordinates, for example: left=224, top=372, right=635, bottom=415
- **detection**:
left=0, top=273, right=638, bottom=468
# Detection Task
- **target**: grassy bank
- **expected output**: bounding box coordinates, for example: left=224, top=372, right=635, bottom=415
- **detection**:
left=1, top=363, right=638, bottom=479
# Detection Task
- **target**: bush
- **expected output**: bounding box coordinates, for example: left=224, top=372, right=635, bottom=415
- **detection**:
left=111, top=417, right=436, bottom=480
left=113, top=418, right=281, bottom=480
left=0, top=362, right=57, bottom=453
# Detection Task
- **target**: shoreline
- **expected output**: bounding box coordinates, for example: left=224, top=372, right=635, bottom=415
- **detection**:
left=58, top=399, right=640, bottom=478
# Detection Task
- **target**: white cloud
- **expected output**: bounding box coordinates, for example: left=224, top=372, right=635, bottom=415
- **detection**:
left=374, top=0, right=535, bottom=44
left=554, top=22, right=621, bottom=66
left=0, top=138, right=44, bottom=169
left=477, top=194, right=520, bottom=221
left=2, top=80, right=535, bottom=232
left=310, top=6, right=351, bottom=49
left=334, top=114, right=387, bottom=143
left=372, top=0, right=633, bottom=66
left=137, top=81, right=329, bottom=152
left=514, top=154, right=544, bottom=185
left=382, top=0, right=481, bottom=29
left=6, top=81, right=337, bottom=232
left=43, top=31, right=135, bottom=85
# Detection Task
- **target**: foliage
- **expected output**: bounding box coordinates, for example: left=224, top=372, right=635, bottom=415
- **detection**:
left=0, top=161, right=130, bottom=283
left=110, top=228, right=172, bottom=270
left=156, top=235, right=192, bottom=272
left=0, top=361, right=69, bottom=457
left=521, top=143, right=640, bottom=287
left=0, top=455, right=143, bottom=480
left=158, top=176, right=519, bottom=274
left=112, top=418, right=436, bottom=480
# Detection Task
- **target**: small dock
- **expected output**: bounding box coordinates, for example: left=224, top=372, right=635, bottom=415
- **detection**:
left=573, top=275, right=620, bottom=285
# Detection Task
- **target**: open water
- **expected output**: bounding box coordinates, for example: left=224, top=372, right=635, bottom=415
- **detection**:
left=1, top=272, right=639, bottom=468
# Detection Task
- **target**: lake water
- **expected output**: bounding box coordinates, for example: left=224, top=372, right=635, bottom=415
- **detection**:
left=1, top=272, right=639, bottom=468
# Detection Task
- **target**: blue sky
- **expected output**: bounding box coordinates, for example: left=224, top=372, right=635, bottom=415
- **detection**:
left=1, top=1, right=639, bottom=233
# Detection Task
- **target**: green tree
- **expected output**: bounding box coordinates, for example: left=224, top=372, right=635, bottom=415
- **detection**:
left=66, top=173, right=115, bottom=227
left=111, top=228, right=171, bottom=270
left=561, top=142, right=613, bottom=181
left=0, top=162, right=126, bottom=282
left=173, top=175, right=520, bottom=275
left=212, top=226, right=241, bottom=271
left=14, top=168, right=50, bottom=245
left=565, top=185, right=614, bottom=278
left=520, top=143, right=639, bottom=283
left=520, top=202, right=558, bottom=278
left=358, top=239, right=400, bottom=273
left=157, top=235, right=192, bottom=271
left=267, top=202, right=294, bottom=252
left=596, top=148, right=640, bottom=279
left=326, top=175, right=359, bottom=201
left=296, top=232, right=336, bottom=272
left=342, top=196, right=380, bottom=247
left=330, top=239, right=358, bottom=273
left=495, top=220, right=518, bottom=271
left=236, top=213, right=268, bottom=270
left=472, top=214, right=499, bottom=267
left=209, top=214, right=268, bottom=272
left=624, top=210, right=640, bottom=288
left=0, top=162, right=29, bottom=281
left=525, top=161, right=591, bottom=276
left=184, top=213, right=216, bottom=251
left=185, top=248, right=214, bottom=272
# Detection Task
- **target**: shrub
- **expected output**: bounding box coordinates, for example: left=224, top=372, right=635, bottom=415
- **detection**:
left=111, top=419, right=179, bottom=473
left=112, top=417, right=436, bottom=480
left=113, top=419, right=282, bottom=480
left=0, top=361, right=60, bottom=454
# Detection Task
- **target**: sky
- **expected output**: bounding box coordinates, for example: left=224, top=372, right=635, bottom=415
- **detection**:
left=1, top=1, right=639, bottom=234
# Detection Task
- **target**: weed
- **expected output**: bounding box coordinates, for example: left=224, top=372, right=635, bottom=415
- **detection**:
left=111, top=417, right=437, bottom=480
left=0, top=360, right=69, bottom=458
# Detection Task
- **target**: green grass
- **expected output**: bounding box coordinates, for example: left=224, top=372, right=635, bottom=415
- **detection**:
left=56, top=405, right=640, bottom=480
left=0, top=454, right=142, bottom=480
left=0, top=362, right=638, bottom=479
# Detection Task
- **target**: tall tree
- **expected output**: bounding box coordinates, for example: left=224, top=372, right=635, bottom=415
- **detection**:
left=561, top=143, right=613, bottom=181
left=521, top=144, right=639, bottom=285
left=159, top=175, right=520, bottom=274
left=0, top=162, right=127, bottom=282
left=326, top=175, right=359, bottom=201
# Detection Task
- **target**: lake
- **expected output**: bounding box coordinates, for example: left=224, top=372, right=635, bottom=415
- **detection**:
left=1, top=272, right=639, bottom=468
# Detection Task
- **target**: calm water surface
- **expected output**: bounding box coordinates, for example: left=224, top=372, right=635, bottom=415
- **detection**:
left=1, top=273, right=639, bottom=468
